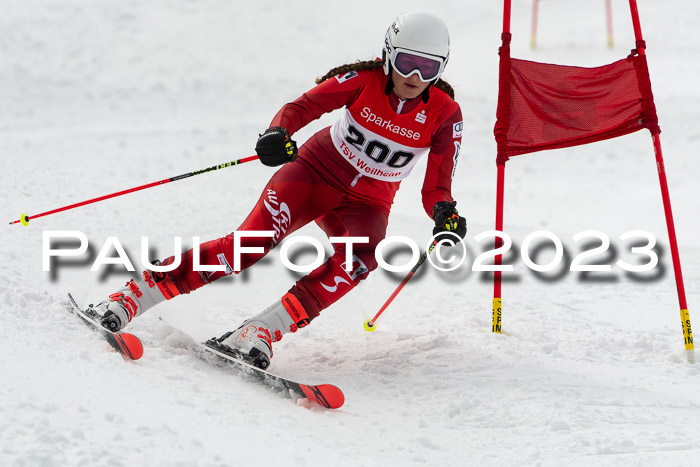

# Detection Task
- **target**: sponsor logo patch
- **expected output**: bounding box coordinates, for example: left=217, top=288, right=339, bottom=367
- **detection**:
left=453, top=121, right=463, bottom=139
left=217, top=253, right=233, bottom=275
left=360, top=106, right=421, bottom=140
left=335, top=71, right=358, bottom=83
left=343, top=256, right=369, bottom=281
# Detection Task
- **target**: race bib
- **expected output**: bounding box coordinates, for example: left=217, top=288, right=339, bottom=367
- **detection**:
left=330, top=109, right=430, bottom=181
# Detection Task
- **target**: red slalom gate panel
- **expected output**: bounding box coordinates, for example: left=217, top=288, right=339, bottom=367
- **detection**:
left=494, top=54, right=659, bottom=160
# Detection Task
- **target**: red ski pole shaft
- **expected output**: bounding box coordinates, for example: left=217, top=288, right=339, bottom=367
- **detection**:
left=364, top=241, right=437, bottom=331
left=9, top=155, right=259, bottom=226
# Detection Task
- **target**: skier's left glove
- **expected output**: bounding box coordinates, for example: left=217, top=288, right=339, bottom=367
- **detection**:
left=432, top=201, right=467, bottom=245
left=255, top=126, right=298, bottom=167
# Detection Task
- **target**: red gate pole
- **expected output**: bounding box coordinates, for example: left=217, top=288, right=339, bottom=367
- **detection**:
left=492, top=0, right=512, bottom=334
left=503, top=0, right=511, bottom=35
left=530, top=0, right=539, bottom=49
left=606, top=0, right=614, bottom=48
left=493, top=163, right=505, bottom=334
left=628, top=0, right=695, bottom=363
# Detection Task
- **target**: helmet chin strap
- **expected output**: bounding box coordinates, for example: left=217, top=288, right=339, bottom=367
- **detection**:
left=421, top=84, right=431, bottom=104
left=384, top=74, right=395, bottom=96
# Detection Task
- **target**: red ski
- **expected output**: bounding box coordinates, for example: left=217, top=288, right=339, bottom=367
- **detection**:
left=202, top=340, right=344, bottom=409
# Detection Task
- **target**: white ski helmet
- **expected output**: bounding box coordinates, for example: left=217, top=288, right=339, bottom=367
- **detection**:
left=382, top=11, right=450, bottom=84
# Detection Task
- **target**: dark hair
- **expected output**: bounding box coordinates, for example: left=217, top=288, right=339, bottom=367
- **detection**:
left=315, top=58, right=455, bottom=100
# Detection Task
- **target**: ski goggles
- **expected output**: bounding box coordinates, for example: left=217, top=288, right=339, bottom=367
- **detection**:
left=389, top=49, right=446, bottom=82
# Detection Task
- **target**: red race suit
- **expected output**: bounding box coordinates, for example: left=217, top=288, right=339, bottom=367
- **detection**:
left=162, top=68, right=463, bottom=321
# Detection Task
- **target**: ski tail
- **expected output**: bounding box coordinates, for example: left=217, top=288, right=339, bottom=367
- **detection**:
left=66, top=293, right=144, bottom=360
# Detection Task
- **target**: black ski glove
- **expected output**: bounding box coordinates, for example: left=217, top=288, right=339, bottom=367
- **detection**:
left=432, top=200, right=468, bottom=245
left=255, top=126, right=298, bottom=167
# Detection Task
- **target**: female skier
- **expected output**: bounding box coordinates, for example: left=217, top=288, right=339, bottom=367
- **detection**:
left=91, top=10, right=467, bottom=369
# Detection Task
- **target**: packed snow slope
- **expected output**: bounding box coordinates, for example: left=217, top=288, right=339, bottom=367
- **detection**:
left=1, top=1, right=699, bottom=465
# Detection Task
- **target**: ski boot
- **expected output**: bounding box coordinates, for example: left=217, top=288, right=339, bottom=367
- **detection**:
left=92, top=267, right=177, bottom=331
left=212, top=321, right=274, bottom=369
left=212, top=293, right=311, bottom=370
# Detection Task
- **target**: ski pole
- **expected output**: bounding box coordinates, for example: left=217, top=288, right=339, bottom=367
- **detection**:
left=363, top=240, right=438, bottom=332
left=9, top=155, right=259, bottom=226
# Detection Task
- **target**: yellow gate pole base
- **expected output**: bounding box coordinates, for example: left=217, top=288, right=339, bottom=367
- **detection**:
left=492, top=298, right=502, bottom=334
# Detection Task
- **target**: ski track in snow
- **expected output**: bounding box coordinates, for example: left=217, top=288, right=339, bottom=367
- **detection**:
left=1, top=1, right=699, bottom=466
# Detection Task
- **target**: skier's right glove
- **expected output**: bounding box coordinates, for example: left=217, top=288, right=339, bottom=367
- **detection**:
left=432, top=200, right=467, bottom=246
left=255, top=126, right=298, bottom=167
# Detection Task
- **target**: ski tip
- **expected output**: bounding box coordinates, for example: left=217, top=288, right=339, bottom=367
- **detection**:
left=114, top=333, right=144, bottom=360
left=300, top=384, right=345, bottom=409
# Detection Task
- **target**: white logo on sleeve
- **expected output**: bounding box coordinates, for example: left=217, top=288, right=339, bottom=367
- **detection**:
left=452, top=141, right=460, bottom=180
left=335, top=71, right=359, bottom=83
left=263, top=189, right=291, bottom=247
left=320, top=276, right=351, bottom=293
left=319, top=256, right=368, bottom=293
left=453, top=121, right=463, bottom=139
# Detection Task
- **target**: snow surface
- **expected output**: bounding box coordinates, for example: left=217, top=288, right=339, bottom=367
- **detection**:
left=2, top=0, right=700, bottom=465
